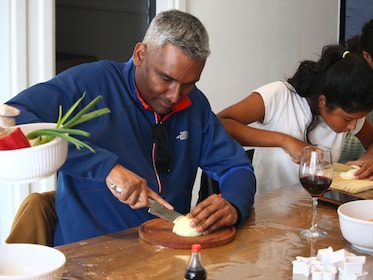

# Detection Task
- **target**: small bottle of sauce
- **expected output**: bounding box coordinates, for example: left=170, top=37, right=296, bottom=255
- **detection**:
left=184, top=243, right=207, bottom=280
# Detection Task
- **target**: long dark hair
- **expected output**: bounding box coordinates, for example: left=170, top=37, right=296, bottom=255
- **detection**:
left=361, top=18, right=373, bottom=56
left=345, top=18, right=373, bottom=56
left=287, top=44, right=373, bottom=143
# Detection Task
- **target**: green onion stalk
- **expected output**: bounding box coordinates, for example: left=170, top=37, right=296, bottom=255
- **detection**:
left=26, top=92, right=111, bottom=153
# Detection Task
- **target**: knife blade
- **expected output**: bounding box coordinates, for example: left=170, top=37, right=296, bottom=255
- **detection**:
left=148, top=199, right=184, bottom=223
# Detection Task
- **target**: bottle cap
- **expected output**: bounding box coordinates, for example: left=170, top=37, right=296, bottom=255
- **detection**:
left=191, top=244, right=201, bottom=252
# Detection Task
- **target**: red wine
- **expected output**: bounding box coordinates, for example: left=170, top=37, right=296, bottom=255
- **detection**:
left=300, top=175, right=331, bottom=197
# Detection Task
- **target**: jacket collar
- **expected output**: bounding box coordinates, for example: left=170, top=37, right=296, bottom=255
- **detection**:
left=136, top=88, right=192, bottom=121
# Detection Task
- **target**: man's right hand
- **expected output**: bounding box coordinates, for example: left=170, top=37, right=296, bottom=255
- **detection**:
left=106, top=164, right=173, bottom=210
left=0, top=104, right=19, bottom=127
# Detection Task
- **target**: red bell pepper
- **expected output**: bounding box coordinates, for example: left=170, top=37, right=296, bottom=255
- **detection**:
left=0, top=127, right=31, bottom=150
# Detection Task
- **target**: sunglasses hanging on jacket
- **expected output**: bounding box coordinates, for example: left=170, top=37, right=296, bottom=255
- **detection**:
left=150, top=122, right=171, bottom=173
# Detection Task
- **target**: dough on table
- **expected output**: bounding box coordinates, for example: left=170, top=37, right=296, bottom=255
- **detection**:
left=339, top=165, right=360, bottom=180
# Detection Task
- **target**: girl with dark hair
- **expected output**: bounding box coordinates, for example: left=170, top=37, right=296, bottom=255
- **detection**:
left=218, top=44, right=373, bottom=192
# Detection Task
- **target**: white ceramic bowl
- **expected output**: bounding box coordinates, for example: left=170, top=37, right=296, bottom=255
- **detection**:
left=0, top=123, right=68, bottom=183
left=0, top=243, right=66, bottom=280
left=337, top=200, right=373, bottom=252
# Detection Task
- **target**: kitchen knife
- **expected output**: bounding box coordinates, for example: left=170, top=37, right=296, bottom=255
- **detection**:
left=148, top=199, right=184, bottom=223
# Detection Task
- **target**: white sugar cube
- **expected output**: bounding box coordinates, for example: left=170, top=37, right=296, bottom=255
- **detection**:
left=338, top=267, right=368, bottom=280
left=293, top=259, right=312, bottom=277
left=311, top=264, right=337, bottom=280
left=343, top=256, right=366, bottom=275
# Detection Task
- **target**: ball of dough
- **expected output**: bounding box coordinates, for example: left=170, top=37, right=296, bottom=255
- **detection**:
left=172, top=216, right=202, bottom=237
left=339, top=165, right=360, bottom=180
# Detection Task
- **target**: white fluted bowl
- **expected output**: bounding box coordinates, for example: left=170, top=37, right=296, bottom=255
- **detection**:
left=0, top=244, right=66, bottom=280
left=0, top=123, right=68, bottom=183
left=338, top=200, right=373, bottom=252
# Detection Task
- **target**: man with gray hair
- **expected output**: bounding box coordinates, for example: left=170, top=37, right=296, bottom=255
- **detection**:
left=4, top=10, right=256, bottom=246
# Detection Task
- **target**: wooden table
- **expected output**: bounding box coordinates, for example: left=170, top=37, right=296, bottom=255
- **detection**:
left=57, top=185, right=373, bottom=279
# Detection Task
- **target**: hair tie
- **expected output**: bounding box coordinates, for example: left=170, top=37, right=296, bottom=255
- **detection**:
left=342, top=50, right=350, bottom=59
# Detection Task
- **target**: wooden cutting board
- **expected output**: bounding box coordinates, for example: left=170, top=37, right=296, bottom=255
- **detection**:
left=138, top=218, right=236, bottom=249
left=331, top=163, right=373, bottom=194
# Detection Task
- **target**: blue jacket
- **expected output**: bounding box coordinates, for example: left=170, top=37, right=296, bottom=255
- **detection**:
left=8, top=59, right=256, bottom=245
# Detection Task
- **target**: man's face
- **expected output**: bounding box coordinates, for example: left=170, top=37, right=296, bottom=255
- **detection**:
left=133, top=42, right=206, bottom=115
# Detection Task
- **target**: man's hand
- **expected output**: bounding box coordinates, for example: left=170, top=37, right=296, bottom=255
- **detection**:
left=187, top=194, right=238, bottom=235
left=0, top=104, right=19, bottom=128
left=106, top=164, right=173, bottom=210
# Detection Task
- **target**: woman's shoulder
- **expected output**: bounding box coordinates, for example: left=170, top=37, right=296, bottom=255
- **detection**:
left=256, top=81, right=308, bottom=122
left=254, top=81, right=293, bottom=94
left=254, top=81, right=298, bottom=104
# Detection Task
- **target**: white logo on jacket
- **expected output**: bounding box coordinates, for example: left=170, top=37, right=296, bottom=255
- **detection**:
left=176, top=131, right=188, bottom=141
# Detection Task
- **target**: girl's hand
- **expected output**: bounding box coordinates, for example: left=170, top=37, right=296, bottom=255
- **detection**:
left=282, top=137, right=309, bottom=164
left=347, top=159, right=373, bottom=180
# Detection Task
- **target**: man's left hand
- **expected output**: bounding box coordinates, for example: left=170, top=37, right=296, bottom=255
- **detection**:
left=187, top=194, right=238, bottom=235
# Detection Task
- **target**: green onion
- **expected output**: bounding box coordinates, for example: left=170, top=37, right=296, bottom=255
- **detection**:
left=26, top=92, right=111, bottom=153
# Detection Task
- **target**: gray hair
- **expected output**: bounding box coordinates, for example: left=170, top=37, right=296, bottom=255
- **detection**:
left=143, top=10, right=210, bottom=60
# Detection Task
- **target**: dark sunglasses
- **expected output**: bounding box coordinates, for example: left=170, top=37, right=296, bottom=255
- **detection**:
left=150, top=122, right=171, bottom=173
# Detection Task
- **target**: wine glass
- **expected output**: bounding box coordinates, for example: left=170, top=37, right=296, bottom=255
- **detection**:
left=299, top=145, right=333, bottom=238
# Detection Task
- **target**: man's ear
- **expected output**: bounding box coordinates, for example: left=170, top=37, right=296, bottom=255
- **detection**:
left=133, top=43, right=146, bottom=66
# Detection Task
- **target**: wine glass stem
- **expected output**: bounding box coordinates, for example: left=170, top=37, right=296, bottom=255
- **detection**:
left=310, top=197, right=318, bottom=232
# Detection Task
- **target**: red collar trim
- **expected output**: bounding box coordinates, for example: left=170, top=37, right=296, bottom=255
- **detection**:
left=136, top=88, right=192, bottom=120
